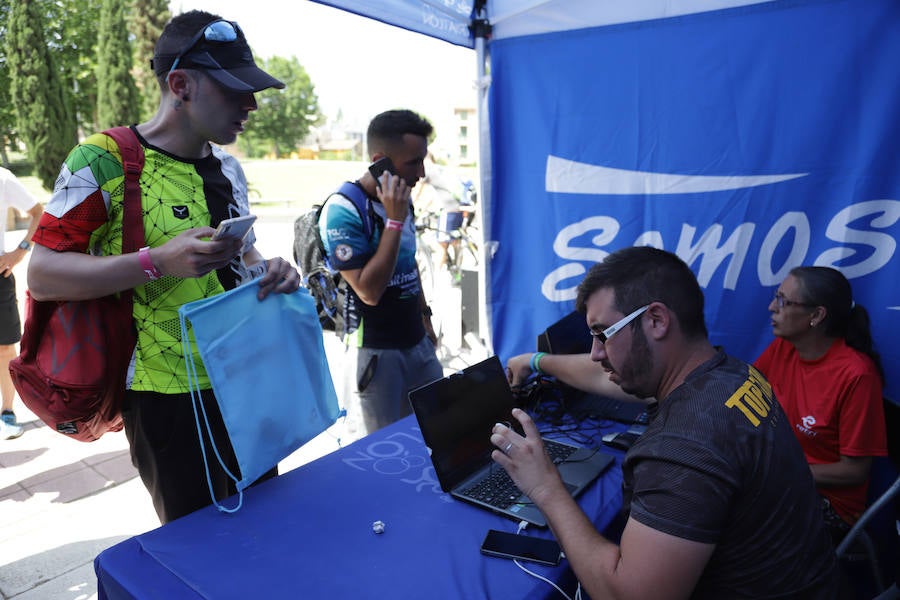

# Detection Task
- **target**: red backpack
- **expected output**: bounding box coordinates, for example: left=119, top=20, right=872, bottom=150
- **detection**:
left=9, top=126, right=145, bottom=441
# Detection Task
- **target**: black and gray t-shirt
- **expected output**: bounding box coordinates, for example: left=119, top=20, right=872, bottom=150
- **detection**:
left=622, top=350, right=838, bottom=599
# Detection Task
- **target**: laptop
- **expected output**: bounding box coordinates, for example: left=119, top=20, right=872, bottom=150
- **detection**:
left=408, top=355, right=615, bottom=528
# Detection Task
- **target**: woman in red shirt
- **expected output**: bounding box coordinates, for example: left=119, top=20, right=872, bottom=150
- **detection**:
left=754, top=266, right=887, bottom=544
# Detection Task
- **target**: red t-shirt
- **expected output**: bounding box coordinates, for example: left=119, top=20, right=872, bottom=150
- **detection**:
left=754, top=337, right=886, bottom=522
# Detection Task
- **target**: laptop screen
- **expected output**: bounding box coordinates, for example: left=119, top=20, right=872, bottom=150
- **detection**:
left=409, top=356, right=519, bottom=491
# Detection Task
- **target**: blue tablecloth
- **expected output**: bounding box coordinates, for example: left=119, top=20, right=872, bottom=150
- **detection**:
left=95, top=414, right=627, bottom=599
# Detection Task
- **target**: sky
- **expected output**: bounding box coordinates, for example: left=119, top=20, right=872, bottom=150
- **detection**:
left=168, top=1, right=478, bottom=132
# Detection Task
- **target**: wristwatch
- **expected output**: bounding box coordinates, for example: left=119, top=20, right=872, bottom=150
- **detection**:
left=17, top=240, right=31, bottom=251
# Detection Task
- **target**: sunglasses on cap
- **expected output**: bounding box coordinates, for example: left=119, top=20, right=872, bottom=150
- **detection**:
left=169, top=20, right=243, bottom=74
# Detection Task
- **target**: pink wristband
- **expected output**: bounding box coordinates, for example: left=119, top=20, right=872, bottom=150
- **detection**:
left=385, top=218, right=404, bottom=231
left=138, top=246, right=162, bottom=280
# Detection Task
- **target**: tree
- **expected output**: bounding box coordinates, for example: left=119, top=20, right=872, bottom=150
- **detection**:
left=6, top=0, right=78, bottom=189
left=240, top=56, right=323, bottom=158
left=96, top=0, right=140, bottom=129
left=0, top=57, right=14, bottom=166
left=0, top=0, right=17, bottom=165
left=46, top=0, right=103, bottom=139
left=128, top=0, right=170, bottom=121
left=1, top=0, right=102, bottom=161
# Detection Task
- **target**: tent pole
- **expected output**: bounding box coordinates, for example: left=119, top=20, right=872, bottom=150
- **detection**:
left=472, top=12, right=494, bottom=356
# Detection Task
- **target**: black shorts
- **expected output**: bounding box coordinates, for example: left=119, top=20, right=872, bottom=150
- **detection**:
left=437, top=211, right=464, bottom=243
left=0, top=274, right=22, bottom=345
left=122, top=388, right=278, bottom=524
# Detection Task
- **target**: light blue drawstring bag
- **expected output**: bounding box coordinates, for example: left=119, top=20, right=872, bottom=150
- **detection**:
left=179, top=279, right=340, bottom=513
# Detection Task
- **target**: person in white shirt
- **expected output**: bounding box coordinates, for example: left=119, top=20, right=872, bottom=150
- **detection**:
left=0, top=167, right=43, bottom=439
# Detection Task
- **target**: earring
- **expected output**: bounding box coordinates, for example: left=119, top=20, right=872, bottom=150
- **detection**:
left=810, top=321, right=815, bottom=328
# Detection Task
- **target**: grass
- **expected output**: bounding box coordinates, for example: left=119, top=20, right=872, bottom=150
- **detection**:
left=241, top=158, right=367, bottom=211
left=7, top=156, right=478, bottom=214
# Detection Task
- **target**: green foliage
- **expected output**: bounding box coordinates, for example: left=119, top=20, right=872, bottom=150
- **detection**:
left=6, top=0, right=78, bottom=190
left=46, top=0, right=103, bottom=137
left=1, top=2, right=324, bottom=172
left=240, top=55, right=323, bottom=158
left=1, top=0, right=102, bottom=155
left=0, top=0, right=19, bottom=159
left=96, top=0, right=140, bottom=129
left=128, top=0, right=170, bottom=121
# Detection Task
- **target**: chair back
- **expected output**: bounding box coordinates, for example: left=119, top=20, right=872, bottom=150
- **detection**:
left=835, top=399, right=899, bottom=597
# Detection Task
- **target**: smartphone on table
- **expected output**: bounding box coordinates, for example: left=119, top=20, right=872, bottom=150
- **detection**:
left=368, top=157, right=396, bottom=188
left=211, top=215, right=257, bottom=241
left=480, top=529, right=562, bottom=566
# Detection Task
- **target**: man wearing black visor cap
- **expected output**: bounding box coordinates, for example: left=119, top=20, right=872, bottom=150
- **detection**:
left=28, top=10, right=299, bottom=524
left=151, top=15, right=285, bottom=93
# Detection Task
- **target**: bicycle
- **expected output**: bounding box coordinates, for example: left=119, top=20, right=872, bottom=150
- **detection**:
left=414, top=206, right=482, bottom=361
left=416, top=206, right=479, bottom=287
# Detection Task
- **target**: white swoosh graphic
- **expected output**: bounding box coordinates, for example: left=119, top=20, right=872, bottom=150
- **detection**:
left=546, top=155, right=807, bottom=195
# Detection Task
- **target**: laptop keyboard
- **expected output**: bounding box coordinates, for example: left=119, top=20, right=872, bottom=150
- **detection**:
left=545, top=439, right=579, bottom=463
left=461, top=440, right=578, bottom=509
left=462, top=468, right=521, bottom=509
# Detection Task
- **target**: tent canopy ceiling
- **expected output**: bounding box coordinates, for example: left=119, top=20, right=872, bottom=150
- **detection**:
left=310, top=0, right=774, bottom=47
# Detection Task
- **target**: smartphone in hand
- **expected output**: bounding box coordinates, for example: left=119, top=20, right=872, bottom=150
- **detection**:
left=368, top=157, right=396, bottom=188
left=211, top=215, right=257, bottom=241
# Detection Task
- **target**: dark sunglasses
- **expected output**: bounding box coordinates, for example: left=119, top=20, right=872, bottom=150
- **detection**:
left=168, top=20, right=243, bottom=74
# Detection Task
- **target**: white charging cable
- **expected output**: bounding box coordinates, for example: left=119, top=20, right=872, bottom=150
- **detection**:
left=512, top=520, right=576, bottom=600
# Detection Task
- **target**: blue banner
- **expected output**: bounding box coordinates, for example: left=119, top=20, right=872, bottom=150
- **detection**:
left=487, top=0, right=900, bottom=400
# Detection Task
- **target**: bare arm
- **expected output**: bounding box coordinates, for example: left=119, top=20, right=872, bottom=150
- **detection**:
left=1, top=203, right=43, bottom=278
left=341, top=173, right=409, bottom=306
left=28, top=227, right=242, bottom=301
left=339, top=231, right=401, bottom=305
left=21, top=203, right=43, bottom=245
left=507, top=352, right=643, bottom=402
left=491, top=409, right=713, bottom=599
left=810, top=455, right=872, bottom=488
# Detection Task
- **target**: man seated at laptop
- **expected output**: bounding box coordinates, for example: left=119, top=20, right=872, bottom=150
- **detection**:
left=491, top=247, right=839, bottom=599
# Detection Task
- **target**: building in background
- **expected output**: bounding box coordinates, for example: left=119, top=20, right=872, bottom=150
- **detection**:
left=300, top=102, right=478, bottom=169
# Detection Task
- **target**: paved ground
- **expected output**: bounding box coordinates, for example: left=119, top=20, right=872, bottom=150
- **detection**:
left=0, top=207, right=487, bottom=599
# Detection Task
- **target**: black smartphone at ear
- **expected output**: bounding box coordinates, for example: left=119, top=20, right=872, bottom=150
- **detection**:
left=368, top=156, right=396, bottom=187
left=480, top=530, right=562, bottom=566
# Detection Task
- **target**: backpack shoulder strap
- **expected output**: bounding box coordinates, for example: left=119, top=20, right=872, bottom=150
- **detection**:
left=102, top=126, right=146, bottom=254
left=335, top=181, right=381, bottom=239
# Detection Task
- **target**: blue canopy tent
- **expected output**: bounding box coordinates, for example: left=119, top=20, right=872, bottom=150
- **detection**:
left=311, top=0, right=900, bottom=401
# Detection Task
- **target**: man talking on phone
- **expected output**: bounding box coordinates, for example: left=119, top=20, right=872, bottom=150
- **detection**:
left=318, top=109, right=443, bottom=435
